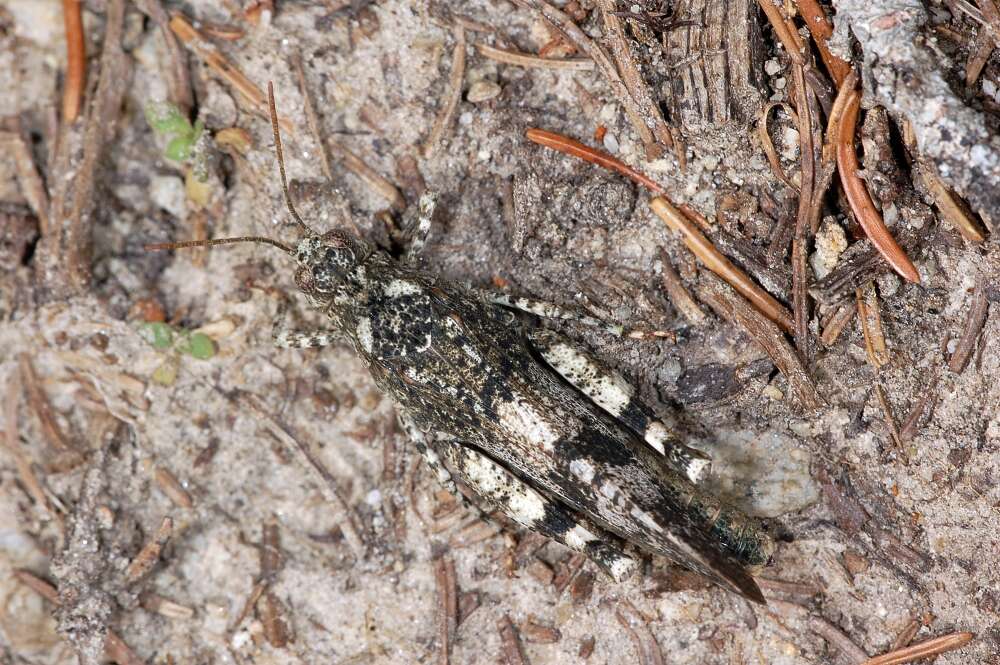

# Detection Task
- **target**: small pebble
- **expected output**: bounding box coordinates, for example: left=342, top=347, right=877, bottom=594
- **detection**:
left=602, top=132, right=619, bottom=153
left=764, top=58, right=782, bottom=75
left=467, top=80, right=501, bottom=103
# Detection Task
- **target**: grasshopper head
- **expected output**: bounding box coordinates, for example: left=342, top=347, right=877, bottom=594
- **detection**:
left=293, top=230, right=371, bottom=295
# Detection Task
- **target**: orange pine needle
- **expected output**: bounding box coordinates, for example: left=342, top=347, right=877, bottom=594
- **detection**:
left=836, top=92, right=921, bottom=283
left=62, top=0, right=86, bottom=123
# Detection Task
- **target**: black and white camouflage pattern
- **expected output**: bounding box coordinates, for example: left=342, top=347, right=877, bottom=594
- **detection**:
left=275, top=216, right=774, bottom=604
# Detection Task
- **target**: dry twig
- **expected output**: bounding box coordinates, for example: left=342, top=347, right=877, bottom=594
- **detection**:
left=497, top=614, right=528, bottom=665
left=820, top=302, right=856, bottom=346
left=699, top=276, right=822, bottom=409
left=791, top=64, right=817, bottom=360
left=61, top=0, right=86, bottom=123
left=861, top=631, right=974, bottom=665
left=948, top=281, right=990, bottom=374
left=596, top=0, right=679, bottom=161
left=919, top=167, right=987, bottom=243
left=3, top=368, right=59, bottom=524
left=652, top=198, right=795, bottom=334
left=18, top=354, right=78, bottom=455
left=658, top=248, right=707, bottom=325
left=477, top=43, right=594, bottom=70
left=856, top=283, right=890, bottom=368
left=423, top=25, right=466, bottom=159
left=513, top=0, right=669, bottom=157
left=292, top=53, right=405, bottom=209
left=0, top=129, right=50, bottom=233
left=873, top=383, right=903, bottom=453
left=435, top=557, right=458, bottom=665
left=616, top=601, right=664, bottom=665
left=169, top=15, right=293, bottom=134
left=125, top=516, right=174, bottom=584
left=793, top=0, right=852, bottom=85
left=807, top=615, right=869, bottom=663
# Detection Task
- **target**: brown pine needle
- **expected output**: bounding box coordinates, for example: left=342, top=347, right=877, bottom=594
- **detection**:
left=652, top=198, right=795, bottom=334
left=757, top=101, right=800, bottom=190
left=525, top=128, right=793, bottom=332
left=793, top=0, right=852, bottom=86
left=477, top=43, right=594, bottom=70
left=837, top=91, right=920, bottom=283
left=920, top=167, right=987, bottom=243
left=526, top=128, right=666, bottom=194
left=756, top=0, right=806, bottom=64
left=62, top=0, right=86, bottom=123
left=169, top=15, right=294, bottom=134
left=861, top=631, right=975, bottom=665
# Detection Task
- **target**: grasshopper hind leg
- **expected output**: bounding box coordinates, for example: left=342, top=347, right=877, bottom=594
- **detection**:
left=527, top=328, right=711, bottom=484
left=433, top=438, right=639, bottom=582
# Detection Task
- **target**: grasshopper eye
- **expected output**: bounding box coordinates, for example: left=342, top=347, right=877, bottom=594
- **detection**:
left=295, top=265, right=314, bottom=291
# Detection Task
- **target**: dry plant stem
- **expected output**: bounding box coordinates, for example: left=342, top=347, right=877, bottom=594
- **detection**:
left=756, top=0, right=805, bottom=63
left=820, top=302, right=856, bottom=346
left=873, top=383, right=903, bottom=452
left=824, top=71, right=860, bottom=164
left=837, top=92, right=920, bottom=283
left=513, top=0, right=664, bottom=156
left=920, top=167, right=987, bottom=243
left=861, top=631, right=975, bottom=665
left=658, top=248, right=707, bottom=325
left=51, top=0, right=128, bottom=292
left=793, top=0, right=851, bottom=85
left=596, top=0, right=678, bottom=158
left=133, top=0, right=193, bottom=112
left=423, top=25, right=466, bottom=159
left=965, top=30, right=995, bottom=86
left=168, top=15, right=293, bottom=134
left=792, top=64, right=816, bottom=361
left=652, top=198, right=795, bottom=334
left=292, top=54, right=405, bottom=209
left=14, top=570, right=144, bottom=665
left=2, top=130, right=51, bottom=233
left=980, top=0, right=1000, bottom=44
left=900, top=377, right=936, bottom=442
left=856, top=284, right=890, bottom=368
left=526, top=128, right=666, bottom=194
left=757, top=102, right=800, bottom=190
left=126, top=516, right=174, bottom=584
left=497, top=615, right=528, bottom=665
left=699, top=276, right=822, bottom=409
left=153, top=467, right=194, bottom=508
left=62, top=0, right=86, bottom=123
left=435, top=557, right=458, bottom=665
left=477, top=43, right=594, bottom=70
left=3, top=367, right=59, bottom=524
left=890, top=619, right=921, bottom=651
left=948, top=281, right=990, bottom=374
left=807, top=616, right=870, bottom=663
left=18, top=354, right=78, bottom=455
left=616, top=601, right=665, bottom=665
left=238, top=392, right=366, bottom=558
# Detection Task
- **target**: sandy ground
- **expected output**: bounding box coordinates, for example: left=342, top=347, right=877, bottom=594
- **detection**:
left=0, top=0, right=998, bottom=663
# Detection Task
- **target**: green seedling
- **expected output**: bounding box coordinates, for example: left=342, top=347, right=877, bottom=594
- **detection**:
left=145, top=101, right=209, bottom=181
left=139, top=322, right=217, bottom=385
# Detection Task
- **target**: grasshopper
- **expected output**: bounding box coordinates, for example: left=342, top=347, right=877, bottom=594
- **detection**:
left=148, top=84, right=774, bottom=604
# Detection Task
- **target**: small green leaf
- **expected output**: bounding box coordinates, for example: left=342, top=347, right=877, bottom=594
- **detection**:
left=165, top=136, right=193, bottom=161
left=151, top=359, right=179, bottom=386
left=181, top=332, right=216, bottom=360
left=191, top=119, right=205, bottom=142
left=141, top=322, right=174, bottom=349
left=145, top=101, right=193, bottom=136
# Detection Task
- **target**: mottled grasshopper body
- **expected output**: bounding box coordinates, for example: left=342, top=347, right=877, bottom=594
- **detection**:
left=149, top=85, right=773, bottom=604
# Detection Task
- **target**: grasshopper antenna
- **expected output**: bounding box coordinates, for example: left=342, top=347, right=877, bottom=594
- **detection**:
left=267, top=81, right=313, bottom=235
left=145, top=236, right=293, bottom=253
